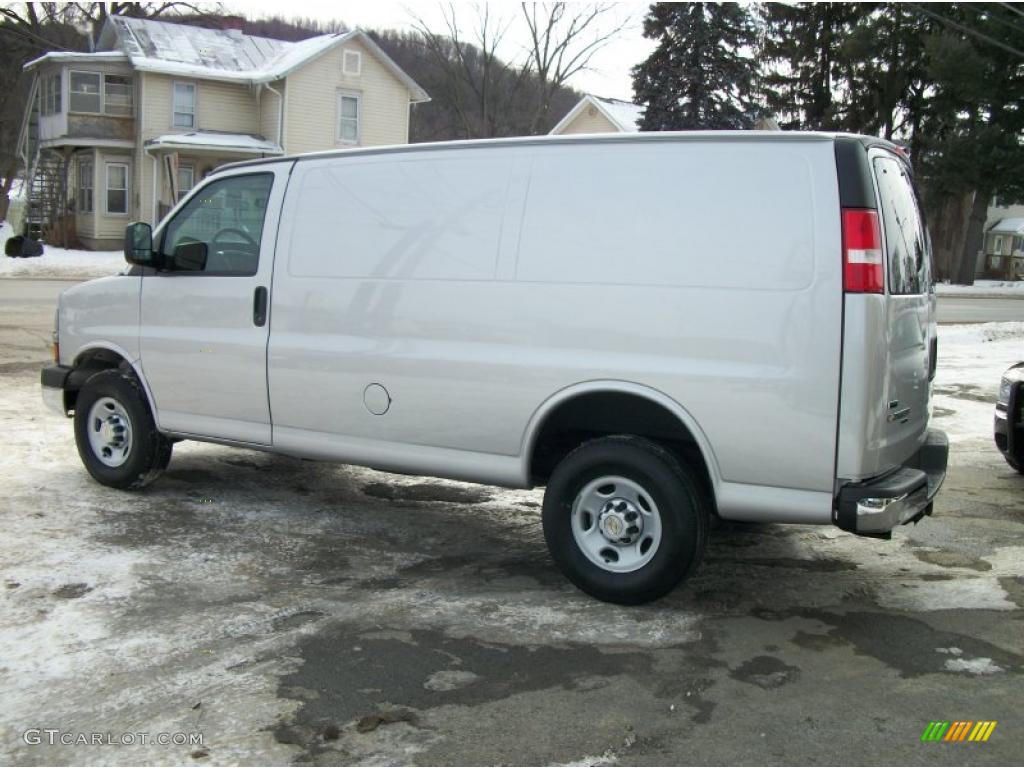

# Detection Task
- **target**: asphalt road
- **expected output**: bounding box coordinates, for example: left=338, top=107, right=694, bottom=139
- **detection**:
left=3, top=279, right=1021, bottom=325
left=0, top=278, right=1022, bottom=766
left=938, top=297, right=1024, bottom=324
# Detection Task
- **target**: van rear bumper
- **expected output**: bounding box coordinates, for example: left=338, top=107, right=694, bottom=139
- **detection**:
left=834, top=429, right=948, bottom=536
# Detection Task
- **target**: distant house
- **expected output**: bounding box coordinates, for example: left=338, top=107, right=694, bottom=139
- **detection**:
left=549, top=95, right=644, bottom=135
left=981, top=217, right=1024, bottom=280
left=16, top=15, right=429, bottom=249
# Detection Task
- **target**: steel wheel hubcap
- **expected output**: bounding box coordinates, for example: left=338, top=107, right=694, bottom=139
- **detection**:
left=571, top=475, right=662, bottom=573
left=87, top=397, right=133, bottom=468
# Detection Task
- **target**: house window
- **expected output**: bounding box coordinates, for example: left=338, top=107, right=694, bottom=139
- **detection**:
left=177, top=165, right=195, bottom=202
left=172, top=82, right=196, bottom=128
left=70, top=71, right=101, bottom=113
left=337, top=91, right=361, bottom=144
left=77, top=158, right=93, bottom=213
left=103, top=75, right=133, bottom=116
left=993, top=235, right=1004, bottom=254
left=41, top=73, right=61, bottom=115
left=343, top=49, right=361, bottom=76
left=105, top=162, right=129, bottom=214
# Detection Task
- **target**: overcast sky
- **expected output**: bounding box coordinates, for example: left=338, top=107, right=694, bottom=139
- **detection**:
left=225, top=1, right=657, bottom=101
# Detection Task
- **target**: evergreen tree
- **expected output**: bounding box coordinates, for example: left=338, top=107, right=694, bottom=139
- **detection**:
left=632, top=3, right=758, bottom=130
left=759, top=3, right=867, bottom=130
left=914, top=4, right=1024, bottom=283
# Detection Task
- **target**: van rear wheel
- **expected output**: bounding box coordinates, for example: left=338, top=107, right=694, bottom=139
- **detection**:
left=542, top=435, right=709, bottom=605
left=74, top=369, right=173, bottom=489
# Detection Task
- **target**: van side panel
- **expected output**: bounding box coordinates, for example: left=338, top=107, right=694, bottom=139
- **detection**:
left=268, top=138, right=843, bottom=510
left=836, top=294, right=891, bottom=480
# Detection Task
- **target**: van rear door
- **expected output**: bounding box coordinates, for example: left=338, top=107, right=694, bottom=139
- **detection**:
left=870, top=148, right=934, bottom=470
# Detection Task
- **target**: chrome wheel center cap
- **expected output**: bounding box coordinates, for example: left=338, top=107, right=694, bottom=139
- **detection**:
left=598, top=498, right=643, bottom=544
left=100, top=419, right=122, bottom=445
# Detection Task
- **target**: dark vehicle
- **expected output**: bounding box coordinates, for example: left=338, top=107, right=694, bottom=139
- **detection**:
left=995, top=363, right=1024, bottom=473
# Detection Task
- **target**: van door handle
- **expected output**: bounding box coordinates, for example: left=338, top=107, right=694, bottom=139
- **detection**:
left=253, top=286, right=268, bottom=327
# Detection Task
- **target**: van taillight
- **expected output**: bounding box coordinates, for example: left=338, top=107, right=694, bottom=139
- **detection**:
left=842, top=208, right=884, bottom=294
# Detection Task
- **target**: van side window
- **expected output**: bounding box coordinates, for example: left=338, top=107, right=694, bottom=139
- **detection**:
left=162, top=173, right=274, bottom=276
left=287, top=156, right=509, bottom=281
left=873, top=156, right=928, bottom=295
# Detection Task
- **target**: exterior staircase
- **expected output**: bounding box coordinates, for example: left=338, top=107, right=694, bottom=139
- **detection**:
left=16, top=74, right=73, bottom=245
left=25, top=152, right=68, bottom=242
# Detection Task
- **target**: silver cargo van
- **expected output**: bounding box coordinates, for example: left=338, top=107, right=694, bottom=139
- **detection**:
left=42, top=132, right=947, bottom=604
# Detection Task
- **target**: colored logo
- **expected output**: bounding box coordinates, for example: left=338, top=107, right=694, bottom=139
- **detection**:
left=921, top=721, right=997, bottom=742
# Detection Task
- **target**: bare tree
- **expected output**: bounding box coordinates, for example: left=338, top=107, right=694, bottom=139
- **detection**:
left=67, top=2, right=218, bottom=44
left=521, top=3, right=620, bottom=132
left=410, top=2, right=622, bottom=138
left=411, top=4, right=528, bottom=138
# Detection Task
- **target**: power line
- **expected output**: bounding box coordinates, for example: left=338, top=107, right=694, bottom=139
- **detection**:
left=999, top=2, right=1024, bottom=21
left=910, top=3, right=1024, bottom=59
left=969, top=3, right=1024, bottom=40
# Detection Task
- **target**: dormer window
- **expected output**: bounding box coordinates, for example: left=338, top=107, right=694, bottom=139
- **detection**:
left=343, top=49, right=361, bottom=76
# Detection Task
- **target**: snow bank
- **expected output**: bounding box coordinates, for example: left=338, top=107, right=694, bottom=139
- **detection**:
left=940, top=321, right=1024, bottom=346
left=936, top=280, right=1024, bottom=297
left=932, top=322, right=1024, bottom=445
left=0, top=237, right=126, bottom=280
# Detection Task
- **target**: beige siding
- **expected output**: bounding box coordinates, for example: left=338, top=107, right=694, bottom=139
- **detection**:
left=558, top=108, right=620, bottom=135
left=95, top=150, right=133, bottom=238
left=69, top=148, right=133, bottom=243
left=139, top=73, right=257, bottom=138
left=284, top=39, right=410, bottom=155
left=259, top=81, right=284, bottom=145
left=138, top=73, right=258, bottom=224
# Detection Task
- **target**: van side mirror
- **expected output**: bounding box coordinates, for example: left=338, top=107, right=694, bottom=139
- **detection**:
left=170, top=241, right=208, bottom=272
left=124, top=222, right=155, bottom=266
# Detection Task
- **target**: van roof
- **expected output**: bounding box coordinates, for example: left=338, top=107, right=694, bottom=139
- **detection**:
left=216, top=131, right=904, bottom=173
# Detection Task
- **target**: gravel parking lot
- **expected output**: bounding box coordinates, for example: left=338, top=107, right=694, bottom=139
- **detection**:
left=1, top=282, right=1022, bottom=766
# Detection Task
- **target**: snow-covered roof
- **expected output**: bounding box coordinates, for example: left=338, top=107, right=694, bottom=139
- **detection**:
left=144, top=131, right=283, bottom=155
left=593, top=97, right=644, bottom=132
left=85, top=16, right=428, bottom=101
left=549, top=94, right=645, bottom=135
left=989, top=218, right=1024, bottom=235
left=24, top=51, right=128, bottom=70
left=101, top=15, right=290, bottom=78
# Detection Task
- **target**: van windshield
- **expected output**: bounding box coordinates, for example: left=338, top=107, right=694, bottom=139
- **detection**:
left=873, top=155, right=930, bottom=295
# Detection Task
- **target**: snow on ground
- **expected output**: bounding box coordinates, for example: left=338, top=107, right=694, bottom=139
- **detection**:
left=936, top=280, right=1024, bottom=297
left=933, top=320, right=1024, bottom=445
left=0, top=224, right=125, bottom=279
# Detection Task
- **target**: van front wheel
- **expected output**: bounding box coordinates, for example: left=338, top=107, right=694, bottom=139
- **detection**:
left=74, top=369, right=173, bottom=489
left=542, top=435, right=709, bottom=605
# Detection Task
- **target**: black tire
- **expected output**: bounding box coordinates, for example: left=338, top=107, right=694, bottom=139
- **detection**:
left=74, top=369, right=173, bottom=489
left=1005, top=453, right=1024, bottom=475
left=542, top=435, right=709, bottom=605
